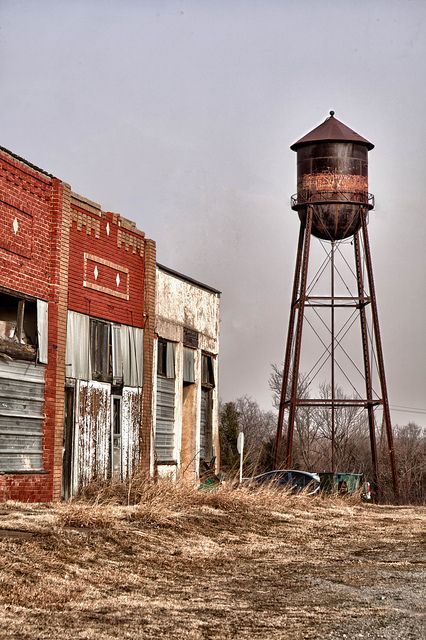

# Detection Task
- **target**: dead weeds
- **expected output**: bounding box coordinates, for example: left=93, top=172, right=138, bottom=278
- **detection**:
left=0, top=480, right=425, bottom=639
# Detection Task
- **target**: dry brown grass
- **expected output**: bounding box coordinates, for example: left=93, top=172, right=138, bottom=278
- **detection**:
left=0, top=479, right=425, bottom=639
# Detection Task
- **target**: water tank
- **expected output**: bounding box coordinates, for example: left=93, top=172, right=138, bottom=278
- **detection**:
left=290, top=112, right=374, bottom=240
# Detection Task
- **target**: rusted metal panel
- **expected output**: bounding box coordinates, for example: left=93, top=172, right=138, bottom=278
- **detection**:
left=299, top=173, right=368, bottom=194
left=290, top=112, right=374, bottom=150
left=74, top=380, right=110, bottom=491
left=0, top=360, right=44, bottom=471
left=291, top=116, right=373, bottom=241
left=121, top=386, right=142, bottom=479
left=293, top=140, right=371, bottom=241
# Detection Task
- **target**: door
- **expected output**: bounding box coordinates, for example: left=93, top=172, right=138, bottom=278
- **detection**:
left=62, top=386, right=75, bottom=499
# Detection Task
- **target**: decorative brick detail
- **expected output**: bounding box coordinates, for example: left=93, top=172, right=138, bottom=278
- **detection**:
left=0, top=199, right=33, bottom=258
left=117, top=228, right=144, bottom=255
left=83, top=253, right=130, bottom=300
left=68, top=205, right=146, bottom=327
left=0, top=151, right=54, bottom=301
left=0, top=155, right=52, bottom=202
left=71, top=208, right=101, bottom=238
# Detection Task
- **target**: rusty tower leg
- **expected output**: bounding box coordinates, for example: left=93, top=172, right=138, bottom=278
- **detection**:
left=274, top=207, right=313, bottom=469
left=274, top=220, right=306, bottom=467
left=354, top=230, right=379, bottom=499
left=360, top=211, right=399, bottom=500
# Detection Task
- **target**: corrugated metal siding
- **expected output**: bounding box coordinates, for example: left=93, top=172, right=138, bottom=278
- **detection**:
left=0, top=361, right=45, bottom=472
left=121, top=387, right=142, bottom=479
left=200, top=389, right=208, bottom=460
left=155, top=375, right=175, bottom=462
left=74, top=380, right=110, bottom=492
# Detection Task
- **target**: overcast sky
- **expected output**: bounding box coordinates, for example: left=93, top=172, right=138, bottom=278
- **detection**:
left=1, top=0, right=425, bottom=426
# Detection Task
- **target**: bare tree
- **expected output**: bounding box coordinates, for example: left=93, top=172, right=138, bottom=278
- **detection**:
left=219, top=396, right=276, bottom=476
left=234, top=395, right=276, bottom=473
left=269, top=364, right=321, bottom=470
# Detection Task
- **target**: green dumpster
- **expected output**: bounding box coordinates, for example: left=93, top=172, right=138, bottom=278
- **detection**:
left=320, top=472, right=363, bottom=495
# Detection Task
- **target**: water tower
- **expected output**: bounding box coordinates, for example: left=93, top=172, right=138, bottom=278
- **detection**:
left=274, top=112, right=398, bottom=499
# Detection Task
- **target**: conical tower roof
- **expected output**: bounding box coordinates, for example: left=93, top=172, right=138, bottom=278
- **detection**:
left=290, top=111, right=374, bottom=151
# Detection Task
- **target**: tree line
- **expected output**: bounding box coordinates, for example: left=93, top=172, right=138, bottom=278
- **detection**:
left=219, top=364, right=426, bottom=504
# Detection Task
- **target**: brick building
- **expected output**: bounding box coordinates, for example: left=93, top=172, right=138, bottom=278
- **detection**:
left=0, top=146, right=156, bottom=501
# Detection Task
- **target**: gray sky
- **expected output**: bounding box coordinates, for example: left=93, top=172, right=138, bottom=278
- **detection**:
left=1, top=0, right=425, bottom=426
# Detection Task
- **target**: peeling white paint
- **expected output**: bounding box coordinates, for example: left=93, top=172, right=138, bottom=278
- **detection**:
left=156, top=270, right=220, bottom=344
left=154, top=267, right=220, bottom=482
left=71, top=380, right=142, bottom=494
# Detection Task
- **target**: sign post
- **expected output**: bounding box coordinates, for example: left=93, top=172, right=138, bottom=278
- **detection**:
left=237, top=431, right=245, bottom=485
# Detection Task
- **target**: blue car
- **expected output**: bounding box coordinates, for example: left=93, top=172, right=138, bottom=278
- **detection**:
left=243, top=469, right=320, bottom=495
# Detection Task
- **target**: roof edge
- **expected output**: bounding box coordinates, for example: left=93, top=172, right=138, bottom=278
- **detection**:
left=290, top=112, right=374, bottom=151
left=0, top=144, right=56, bottom=178
left=157, top=263, right=221, bottom=296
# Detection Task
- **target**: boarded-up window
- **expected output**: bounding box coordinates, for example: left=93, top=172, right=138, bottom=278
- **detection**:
left=156, top=338, right=176, bottom=462
left=0, top=360, right=45, bottom=472
left=155, top=375, right=176, bottom=462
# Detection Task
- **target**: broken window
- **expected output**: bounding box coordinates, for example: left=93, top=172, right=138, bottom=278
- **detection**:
left=0, top=291, right=47, bottom=363
left=200, top=354, right=215, bottom=467
left=90, top=319, right=111, bottom=382
left=200, top=388, right=213, bottom=463
left=201, top=353, right=215, bottom=388
left=66, top=313, right=143, bottom=386
left=157, top=339, right=175, bottom=378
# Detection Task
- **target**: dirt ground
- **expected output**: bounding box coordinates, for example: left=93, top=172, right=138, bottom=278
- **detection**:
left=0, top=491, right=424, bottom=640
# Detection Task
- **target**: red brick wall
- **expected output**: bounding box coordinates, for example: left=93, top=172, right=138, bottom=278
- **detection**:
left=68, top=199, right=146, bottom=328
left=0, top=473, right=52, bottom=503
left=0, top=151, right=68, bottom=502
left=0, top=150, right=54, bottom=300
left=0, top=150, right=157, bottom=501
